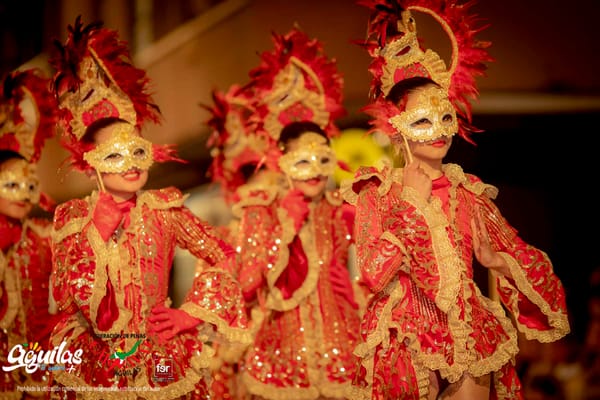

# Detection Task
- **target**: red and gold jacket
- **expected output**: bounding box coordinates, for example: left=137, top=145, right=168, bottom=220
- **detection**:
left=342, top=163, right=570, bottom=400
left=0, top=214, right=61, bottom=398
left=50, top=187, right=250, bottom=400
left=235, top=185, right=360, bottom=400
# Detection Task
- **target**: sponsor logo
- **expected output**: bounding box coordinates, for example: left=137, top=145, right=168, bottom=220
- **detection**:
left=152, top=357, right=174, bottom=382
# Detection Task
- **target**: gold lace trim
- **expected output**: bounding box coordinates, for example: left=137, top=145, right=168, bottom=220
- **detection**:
left=264, top=207, right=316, bottom=311
left=353, top=282, right=432, bottom=399
left=242, top=372, right=320, bottom=400
left=497, top=252, right=570, bottom=342
left=400, top=185, right=461, bottom=313
left=0, top=257, right=18, bottom=329
left=354, top=280, right=405, bottom=359
left=50, top=315, right=214, bottom=400
left=51, top=363, right=208, bottom=400
left=353, top=164, right=522, bottom=388
left=346, top=385, right=372, bottom=400
left=232, top=186, right=279, bottom=218
left=243, top=371, right=351, bottom=400
left=52, top=189, right=188, bottom=336
left=51, top=208, right=87, bottom=244
left=339, top=178, right=358, bottom=205
left=86, top=223, right=133, bottom=334
left=380, top=231, right=408, bottom=254
left=352, top=278, right=371, bottom=320
left=179, top=302, right=252, bottom=345
left=443, top=163, right=498, bottom=199
left=340, top=169, right=388, bottom=206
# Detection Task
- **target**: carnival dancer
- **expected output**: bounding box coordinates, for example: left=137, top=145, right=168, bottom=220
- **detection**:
left=342, top=1, right=570, bottom=399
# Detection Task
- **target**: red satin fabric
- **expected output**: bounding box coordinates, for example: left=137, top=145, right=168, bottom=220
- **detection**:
left=274, top=236, right=308, bottom=299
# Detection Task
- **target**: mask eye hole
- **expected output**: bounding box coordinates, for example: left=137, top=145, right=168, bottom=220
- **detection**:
left=411, top=118, right=432, bottom=128
left=133, top=148, right=146, bottom=158
left=4, top=182, right=18, bottom=190
left=294, top=159, right=310, bottom=168
left=104, top=153, right=122, bottom=161
left=321, top=157, right=330, bottom=164
left=442, top=114, right=453, bottom=123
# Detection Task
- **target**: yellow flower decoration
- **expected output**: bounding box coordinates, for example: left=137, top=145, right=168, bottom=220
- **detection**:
left=330, top=128, right=395, bottom=185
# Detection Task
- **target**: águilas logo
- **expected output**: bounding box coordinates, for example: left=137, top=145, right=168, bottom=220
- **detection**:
left=2, top=341, right=83, bottom=373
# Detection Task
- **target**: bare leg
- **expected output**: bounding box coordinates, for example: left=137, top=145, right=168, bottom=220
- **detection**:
left=428, top=370, right=441, bottom=400
left=439, top=373, right=490, bottom=400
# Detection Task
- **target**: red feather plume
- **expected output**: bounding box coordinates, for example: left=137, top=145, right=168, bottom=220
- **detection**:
left=356, top=0, right=493, bottom=142
left=0, top=68, right=58, bottom=162
left=248, top=28, right=346, bottom=140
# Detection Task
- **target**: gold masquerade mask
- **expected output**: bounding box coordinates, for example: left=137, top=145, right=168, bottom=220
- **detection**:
left=278, top=132, right=336, bottom=181
left=389, top=86, right=458, bottom=142
left=0, top=159, right=40, bottom=203
left=83, top=123, right=154, bottom=173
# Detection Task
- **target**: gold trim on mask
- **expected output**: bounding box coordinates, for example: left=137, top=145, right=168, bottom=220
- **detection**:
left=83, top=123, right=154, bottom=173
left=388, top=86, right=458, bottom=142
left=0, top=159, right=40, bottom=203
left=278, top=132, right=336, bottom=181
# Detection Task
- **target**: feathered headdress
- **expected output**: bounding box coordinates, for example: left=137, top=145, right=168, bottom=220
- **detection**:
left=0, top=68, right=58, bottom=211
left=50, top=16, right=181, bottom=171
left=202, top=84, right=280, bottom=204
left=248, top=27, right=347, bottom=142
left=357, top=0, right=493, bottom=141
left=0, top=68, right=58, bottom=163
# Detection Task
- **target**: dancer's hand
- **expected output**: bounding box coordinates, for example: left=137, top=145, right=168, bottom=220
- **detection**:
left=471, top=207, right=511, bottom=278
left=148, top=305, right=201, bottom=342
left=402, top=161, right=432, bottom=201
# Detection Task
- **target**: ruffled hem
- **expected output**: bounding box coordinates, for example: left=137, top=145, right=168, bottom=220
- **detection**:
left=498, top=252, right=570, bottom=342
left=49, top=329, right=214, bottom=400
left=52, top=367, right=207, bottom=400
left=179, top=302, right=252, bottom=345
left=242, top=371, right=351, bottom=400
left=354, top=280, right=405, bottom=359
left=346, top=384, right=371, bottom=400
